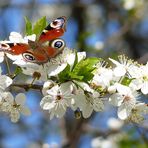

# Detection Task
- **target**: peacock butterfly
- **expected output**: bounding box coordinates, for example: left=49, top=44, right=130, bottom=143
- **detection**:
left=0, top=16, right=67, bottom=63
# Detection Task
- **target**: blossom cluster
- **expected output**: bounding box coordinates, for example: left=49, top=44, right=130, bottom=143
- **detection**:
left=0, top=32, right=148, bottom=123
left=0, top=66, right=30, bottom=122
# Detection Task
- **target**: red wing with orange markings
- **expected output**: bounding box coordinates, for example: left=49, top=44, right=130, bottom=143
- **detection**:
left=0, top=43, right=29, bottom=55
left=0, top=16, right=67, bottom=63
left=39, top=16, right=66, bottom=42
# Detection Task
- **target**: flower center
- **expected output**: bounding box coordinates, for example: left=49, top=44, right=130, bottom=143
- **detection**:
left=56, top=95, right=62, bottom=100
left=143, top=76, right=148, bottom=81
left=123, top=95, right=131, bottom=102
left=13, top=103, right=20, bottom=109
left=131, top=108, right=138, bottom=114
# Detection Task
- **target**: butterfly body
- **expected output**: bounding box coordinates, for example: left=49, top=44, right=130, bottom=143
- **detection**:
left=0, top=16, right=67, bottom=63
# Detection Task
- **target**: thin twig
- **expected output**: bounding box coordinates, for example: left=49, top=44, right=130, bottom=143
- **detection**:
left=10, top=83, right=43, bottom=91
left=4, top=53, right=11, bottom=76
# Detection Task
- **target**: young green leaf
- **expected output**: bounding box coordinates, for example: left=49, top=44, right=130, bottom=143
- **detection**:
left=14, top=66, right=23, bottom=75
left=71, top=51, right=78, bottom=71
left=58, top=64, right=71, bottom=82
left=32, top=16, right=47, bottom=37
left=24, top=17, right=33, bottom=35
left=72, top=57, right=100, bottom=82
left=121, top=77, right=134, bottom=86
left=69, top=73, right=84, bottom=81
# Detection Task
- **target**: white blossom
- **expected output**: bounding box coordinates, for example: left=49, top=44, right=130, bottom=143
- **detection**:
left=48, top=48, right=86, bottom=77
left=42, top=80, right=56, bottom=96
left=72, top=82, right=104, bottom=118
left=9, top=32, right=36, bottom=43
left=129, top=62, right=148, bottom=94
left=21, top=63, right=49, bottom=81
left=0, top=92, right=31, bottom=122
left=40, top=82, right=74, bottom=119
left=91, top=62, right=113, bottom=90
left=0, top=68, right=12, bottom=91
left=109, top=55, right=136, bottom=77
left=109, top=83, right=138, bottom=120
left=127, top=103, right=148, bottom=123
left=11, top=59, right=49, bottom=81
left=0, top=92, right=13, bottom=112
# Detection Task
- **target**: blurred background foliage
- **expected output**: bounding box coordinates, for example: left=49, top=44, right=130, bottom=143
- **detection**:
left=0, top=0, right=148, bottom=148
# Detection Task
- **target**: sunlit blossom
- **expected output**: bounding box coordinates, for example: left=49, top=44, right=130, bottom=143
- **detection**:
left=9, top=32, right=36, bottom=43
left=40, top=82, right=74, bottom=119
left=109, top=55, right=136, bottom=77
left=0, top=92, right=31, bottom=122
left=48, top=48, right=86, bottom=77
left=91, top=63, right=113, bottom=90
left=109, top=83, right=138, bottom=120
left=127, top=103, right=148, bottom=123
left=72, top=82, right=104, bottom=118
left=129, top=62, right=148, bottom=94
left=0, top=68, right=12, bottom=91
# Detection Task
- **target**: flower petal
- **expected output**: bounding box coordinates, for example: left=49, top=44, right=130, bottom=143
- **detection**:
left=77, top=52, right=86, bottom=62
left=116, top=83, right=131, bottom=95
left=55, top=105, right=66, bottom=118
left=114, top=66, right=126, bottom=77
left=109, top=93, right=123, bottom=106
left=43, top=102, right=55, bottom=110
left=0, top=75, right=12, bottom=90
left=118, top=103, right=132, bottom=120
left=40, top=97, right=55, bottom=110
left=21, top=106, right=31, bottom=116
left=9, top=32, right=23, bottom=43
left=93, top=98, right=104, bottom=112
left=3, top=92, right=14, bottom=103
left=15, top=93, right=26, bottom=105
left=141, top=82, right=148, bottom=95
left=48, top=63, right=67, bottom=76
left=82, top=104, right=93, bottom=118
left=60, top=82, right=73, bottom=96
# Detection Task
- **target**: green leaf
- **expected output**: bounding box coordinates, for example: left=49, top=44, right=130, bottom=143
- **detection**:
left=14, top=66, right=23, bottom=75
left=24, top=17, right=33, bottom=35
left=121, top=77, right=134, bottom=86
left=32, top=16, right=47, bottom=37
left=69, top=73, right=84, bottom=81
left=72, top=57, right=100, bottom=82
left=58, top=64, right=71, bottom=82
left=71, top=51, right=78, bottom=71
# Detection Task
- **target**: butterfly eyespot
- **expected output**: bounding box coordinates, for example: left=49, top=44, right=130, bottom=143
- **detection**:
left=0, top=43, right=10, bottom=49
left=22, top=52, right=36, bottom=62
left=50, top=19, right=63, bottom=29
left=50, top=39, right=65, bottom=50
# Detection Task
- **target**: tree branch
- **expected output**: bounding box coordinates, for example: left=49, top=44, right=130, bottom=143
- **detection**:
left=10, top=83, right=43, bottom=91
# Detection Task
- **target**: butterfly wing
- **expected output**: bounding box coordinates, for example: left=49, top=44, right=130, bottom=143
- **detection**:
left=21, top=39, right=65, bottom=64
left=22, top=16, right=67, bottom=63
left=0, top=16, right=67, bottom=64
left=22, top=38, right=66, bottom=63
left=0, top=39, right=65, bottom=64
left=39, top=16, right=67, bottom=42
left=0, top=42, right=29, bottom=55
left=22, top=49, right=48, bottom=63
left=46, top=38, right=65, bottom=58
